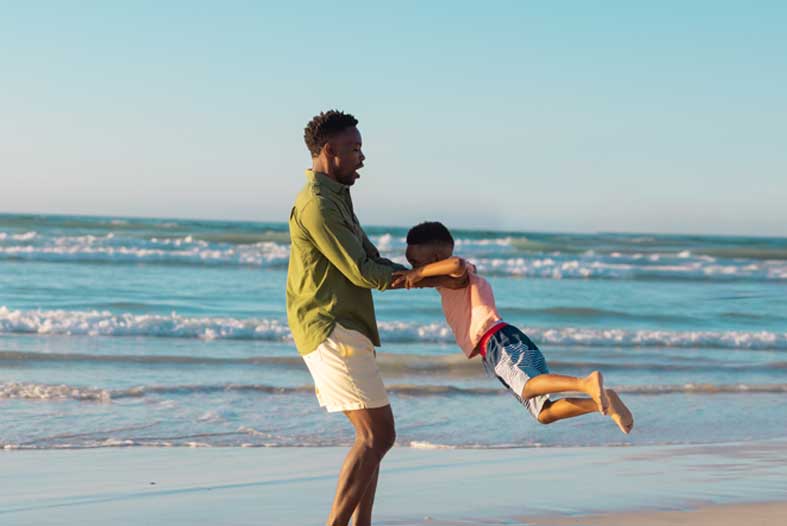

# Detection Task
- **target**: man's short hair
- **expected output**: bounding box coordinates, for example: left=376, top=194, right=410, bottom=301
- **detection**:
left=304, top=110, right=359, bottom=157
left=406, top=222, right=455, bottom=247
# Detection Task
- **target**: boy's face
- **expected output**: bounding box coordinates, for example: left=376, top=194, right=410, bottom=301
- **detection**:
left=406, top=243, right=453, bottom=268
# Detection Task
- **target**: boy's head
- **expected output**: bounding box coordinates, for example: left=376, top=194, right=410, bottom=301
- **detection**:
left=405, top=222, right=454, bottom=268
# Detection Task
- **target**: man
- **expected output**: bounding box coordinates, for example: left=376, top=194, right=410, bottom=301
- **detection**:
left=286, top=110, right=462, bottom=526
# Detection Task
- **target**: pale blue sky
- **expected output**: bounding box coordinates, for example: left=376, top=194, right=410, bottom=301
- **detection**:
left=2, top=2, right=785, bottom=235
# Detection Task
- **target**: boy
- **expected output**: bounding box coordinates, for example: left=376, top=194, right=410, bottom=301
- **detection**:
left=392, top=222, right=634, bottom=434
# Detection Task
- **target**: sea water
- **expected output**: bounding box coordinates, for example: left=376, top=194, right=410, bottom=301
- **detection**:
left=1, top=213, right=785, bottom=449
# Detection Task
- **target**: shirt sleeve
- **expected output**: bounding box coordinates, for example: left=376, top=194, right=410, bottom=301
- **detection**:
left=299, top=198, right=394, bottom=290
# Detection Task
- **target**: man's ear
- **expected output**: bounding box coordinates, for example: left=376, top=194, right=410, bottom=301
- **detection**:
left=322, top=141, right=335, bottom=158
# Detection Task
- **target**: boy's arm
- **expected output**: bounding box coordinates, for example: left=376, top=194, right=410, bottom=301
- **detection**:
left=389, top=274, right=468, bottom=290
left=417, top=274, right=469, bottom=289
left=419, top=257, right=468, bottom=278
left=392, top=257, right=469, bottom=289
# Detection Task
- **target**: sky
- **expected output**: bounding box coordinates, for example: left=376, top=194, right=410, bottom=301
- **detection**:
left=1, top=1, right=785, bottom=236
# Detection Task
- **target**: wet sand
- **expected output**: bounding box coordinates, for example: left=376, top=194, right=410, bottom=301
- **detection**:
left=2, top=439, right=786, bottom=525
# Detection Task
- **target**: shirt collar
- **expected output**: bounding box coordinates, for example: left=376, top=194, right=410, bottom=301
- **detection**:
left=305, top=170, right=348, bottom=195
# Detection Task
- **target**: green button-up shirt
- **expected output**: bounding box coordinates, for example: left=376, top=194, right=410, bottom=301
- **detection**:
left=286, top=170, right=404, bottom=356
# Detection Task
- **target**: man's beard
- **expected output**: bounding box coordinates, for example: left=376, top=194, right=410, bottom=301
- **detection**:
left=337, top=172, right=358, bottom=186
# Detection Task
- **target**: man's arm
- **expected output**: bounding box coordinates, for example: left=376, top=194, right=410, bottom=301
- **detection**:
left=298, top=198, right=394, bottom=290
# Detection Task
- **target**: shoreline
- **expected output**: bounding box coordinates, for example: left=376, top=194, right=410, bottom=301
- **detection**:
left=3, top=439, right=786, bottom=525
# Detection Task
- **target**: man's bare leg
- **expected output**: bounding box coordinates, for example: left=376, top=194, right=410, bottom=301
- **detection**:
left=522, top=371, right=609, bottom=414
left=327, top=405, right=395, bottom=526
left=350, top=465, right=378, bottom=526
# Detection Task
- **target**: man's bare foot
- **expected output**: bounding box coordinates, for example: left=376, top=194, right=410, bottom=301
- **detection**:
left=606, top=389, right=634, bottom=434
left=582, top=371, right=609, bottom=415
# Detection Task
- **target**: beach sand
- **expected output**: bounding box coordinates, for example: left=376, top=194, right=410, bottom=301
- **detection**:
left=525, top=502, right=787, bottom=526
left=2, top=440, right=786, bottom=525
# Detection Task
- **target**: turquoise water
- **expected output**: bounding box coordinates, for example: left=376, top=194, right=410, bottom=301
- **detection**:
left=1, top=213, right=786, bottom=448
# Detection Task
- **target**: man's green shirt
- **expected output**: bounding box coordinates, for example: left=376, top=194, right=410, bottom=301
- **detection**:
left=286, top=170, right=403, bottom=356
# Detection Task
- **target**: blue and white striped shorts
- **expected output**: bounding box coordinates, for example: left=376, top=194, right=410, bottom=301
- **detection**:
left=482, top=324, right=550, bottom=420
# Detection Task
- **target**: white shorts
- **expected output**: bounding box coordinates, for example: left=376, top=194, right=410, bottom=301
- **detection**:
left=302, top=323, right=390, bottom=413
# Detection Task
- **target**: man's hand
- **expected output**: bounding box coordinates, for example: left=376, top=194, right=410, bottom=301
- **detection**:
left=391, top=268, right=424, bottom=289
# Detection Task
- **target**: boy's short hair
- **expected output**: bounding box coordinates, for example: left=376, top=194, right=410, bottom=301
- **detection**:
left=406, top=222, right=454, bottom=247
left=304, top=110, right=359, bottom=157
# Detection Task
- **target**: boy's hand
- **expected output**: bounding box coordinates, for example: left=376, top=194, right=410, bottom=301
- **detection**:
left=391, top=269, right=424, bottom=289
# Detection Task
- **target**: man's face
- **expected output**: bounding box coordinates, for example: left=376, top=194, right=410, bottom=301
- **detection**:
left=327, top=126, right=365, bottom=186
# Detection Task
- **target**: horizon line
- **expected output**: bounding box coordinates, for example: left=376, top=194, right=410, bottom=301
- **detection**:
left=1, top=210, right=785, bottom=240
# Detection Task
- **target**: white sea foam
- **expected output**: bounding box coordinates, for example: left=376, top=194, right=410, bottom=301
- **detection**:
left=529, top=326, right=787, bottom=350
left=2, top=230, right=784, bottom=280
left=0, top=382, right=309, bottom=402
left=0, top=306, right=292, bottom=340
left=367, top=235, right=517, bottom=250
left=5, top=381, right=785, bottom=404
left=473, top=256, right=787, bottom=281
left=349, top=324, right=746, bottom=348
left=408, top=441, right=457, bottom=449
left=0, top=233, right=290, bottom=266
left=1, top=306, right=785, bottom=350
left=12, top=231, right=38, bottom=241
left=0, top=382, right=112, bottom=401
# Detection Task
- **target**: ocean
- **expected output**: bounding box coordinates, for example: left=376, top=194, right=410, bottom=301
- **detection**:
left=1, top=213, right=785, bottom=449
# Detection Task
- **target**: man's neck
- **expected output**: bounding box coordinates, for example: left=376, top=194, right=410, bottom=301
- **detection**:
left=311, top=158, right=339, bottom=182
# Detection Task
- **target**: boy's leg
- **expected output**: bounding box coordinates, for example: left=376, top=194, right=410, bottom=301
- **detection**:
left=522, top=371, right=609, bottom=414
left=536, top=398, right=598, bottom=424
left=537, top=391, right=634, bottom=434
left=606, top=389, right=634, bottom=434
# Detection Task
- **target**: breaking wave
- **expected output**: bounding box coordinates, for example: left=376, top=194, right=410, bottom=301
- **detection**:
left=2, top=307, right=785, bottom=350
left=4, top=381, right=786, bottom=403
